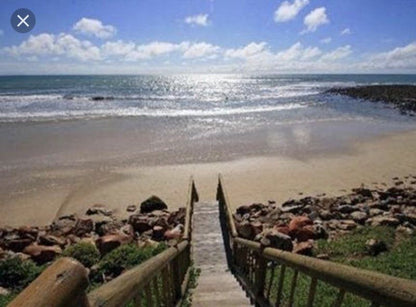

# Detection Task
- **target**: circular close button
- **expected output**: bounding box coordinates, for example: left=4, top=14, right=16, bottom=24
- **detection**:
left=11, top=8, right=36, bottom=33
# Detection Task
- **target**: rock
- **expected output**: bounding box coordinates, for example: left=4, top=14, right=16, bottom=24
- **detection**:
left=152, top=226, right=165, bottom=241
left=319, top=210, right=333, bottom=220
left=53, top=214, right=78, bottom=234
left=281, top=205, right=303, bottom=214
left=338, top=220, right=357, bottom=230
left=128, top=215, right=152, bottom=233
left=164, top=224, right=183, bottom=240
left=17, top=226, right=38, bottom=240
left=86, top=204, right=113, bottom=216
left=273, top=225, right=290, bottom=236
left=292, top=225, right=316, bottom=242
left=138, top=239, right=159, bottom=249
left=365, top=239, right=387, bottom=256
left=126, top=204, right=137, bottom=212
left=73, top=218, right=94, bottom=237
left=168, top=207, right=186, bottom=225
left=0, top=286, right=10, bottom=296
left=352, top=187, right=373, bottom=199
left=338, top=205, right=356, bottom=214
left=38, top=235, right=67, bottom=247
left=350, top=211, right=368, bottom=224
left=5, top=238, right=33, bottom=252
left=140, top=196, right=168, bottom=213
left=96, top=233, right=133, bottom=255
left=293, top=241, right=314, bottom=256
left=370, top=216, right=400, bottom=227
left=256, top=229, right=293, bottom=251
left=288, top=216, right=313, bottom=232
left=236, top=221, right=256, bottom=240
left=23, top=244, right=62, bottom=264
left=369, top=208, right=384, bottom=216
left=236, top=205, right=251, bottom=216
left=120, top=224, right=135, bottom=237
left=396, top=225, right=414, bottom=236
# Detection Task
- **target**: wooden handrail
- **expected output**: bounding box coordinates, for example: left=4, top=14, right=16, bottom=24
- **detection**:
left=217, top=173, right=416, bottom=307
left=183, top=176, right=198, bottom=241
left=88, top=240, right=189, bottom=307
left=217, top=174, right=238, bottom=237
left=8, top=257, right=89, bottom=307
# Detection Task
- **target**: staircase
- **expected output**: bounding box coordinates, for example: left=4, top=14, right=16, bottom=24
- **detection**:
left=191, top=201, right=252, bottom=306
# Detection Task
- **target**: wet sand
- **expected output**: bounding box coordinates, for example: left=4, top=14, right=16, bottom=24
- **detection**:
left=1, top=128, right=416, bottom=227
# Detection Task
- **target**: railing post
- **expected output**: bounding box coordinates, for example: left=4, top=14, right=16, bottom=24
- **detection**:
left=172, top=254, right=182, bottom=302
left=254, top=254, right=267, bottom=303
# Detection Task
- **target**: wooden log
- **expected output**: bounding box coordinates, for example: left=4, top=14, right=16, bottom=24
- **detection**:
left=9, top=257, right=89, bottom=307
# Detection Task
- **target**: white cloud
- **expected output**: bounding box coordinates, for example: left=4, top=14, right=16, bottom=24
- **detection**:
left=73, top=18, right=116, bottom=39
left=320, top=45, right=352, bottom=61
left=102, top=40, right=135, bottom=56
left=184, top=14, right=210, bottom=27
left=274, top=0, right=309, bottom=22
left=364, top=42, right=416, bottom=70
left=302, top=7, right=329, bottom=33
left=225, top=42, right=268, bottom=59
left=275, top=42, right=321, bottom=61
left=183, top=42, right=220, bottom=59
left=320, top=37, right=332, bottom=44
left=341, top=28, right=351, bottom=35
left=4, top=33, right=101, bottom=61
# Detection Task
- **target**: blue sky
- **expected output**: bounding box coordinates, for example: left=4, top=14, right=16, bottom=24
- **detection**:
left=0, top=0, right=415, bottom=74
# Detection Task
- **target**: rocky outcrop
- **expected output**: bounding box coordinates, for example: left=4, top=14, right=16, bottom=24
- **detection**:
left=234, top=177, right=416, bottom=257
left=0, top=196, right=186, bottom=267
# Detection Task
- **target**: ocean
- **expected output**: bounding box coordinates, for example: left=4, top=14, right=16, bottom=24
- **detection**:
left=1, top=74, right=416, bottom=123
left=0, top=74, right=416, bottom=167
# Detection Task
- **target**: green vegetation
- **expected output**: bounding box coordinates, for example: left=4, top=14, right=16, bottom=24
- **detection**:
left=0, top=293, right=16, bottom=307
left=266, top=226, right=416, bottom=307
left=180, top=264, right=201, bottom=307
left=91, top=243, right=168, bottom=283
left=0, top=257, right=43, bottom=290
left=62, top=242, right=100, bottom=268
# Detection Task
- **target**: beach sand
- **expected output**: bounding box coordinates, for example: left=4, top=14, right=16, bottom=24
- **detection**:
left=1, top=129, right=416, bottom=227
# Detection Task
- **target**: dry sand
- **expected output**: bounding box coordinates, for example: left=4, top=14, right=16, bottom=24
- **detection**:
left=1, top=129, right=416, bottom=227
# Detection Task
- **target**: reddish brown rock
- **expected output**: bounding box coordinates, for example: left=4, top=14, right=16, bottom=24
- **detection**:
left=5, top=238, right=33, bottom=252
left=95, top=233, right=133, bottom=255
left=236, top=221, right=255, bottom=240
left=273, top=225, right=290, bottom=236
left=289, top=216, right=313, bottom=232
left=164, top=224, right=183, bottom=240
left=86, top=204, right=113, bottom=216
left=23, top=244, right=62, bottom=264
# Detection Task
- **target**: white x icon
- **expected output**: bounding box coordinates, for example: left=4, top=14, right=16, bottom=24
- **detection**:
left=17, top=14, right=29, bottom=27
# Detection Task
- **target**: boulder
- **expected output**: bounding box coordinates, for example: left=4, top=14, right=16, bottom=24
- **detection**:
left=4, top=236, right=34, bottom=252
left=352, top=187, right=373, bottom=199
left=73, top=218, right=94, bottom=237
left=338, top=220, right=357, bottom=230
left=0, top=286, right=10, bottom=296
left=292, top=225, right=316, bottom=242
left=293, top=241, right=314, bottom=256
left=126, top=204, right=137, bottom=212
left=128, top=215, right=152, bottom=233
left=350, top=211, right=368, bottom=224
left=256, top=229, right=293, bottom=251
left=164, top=224, right=183, bottom=240
left=288, top=216, right=313, bottom=232
left=365, top=239, right=387, bottom=256
left=38, top=235, right=67, bottom=247
left=96, top=233, right=133, bottom=255
left=86, top=204, right=113, bottom=216
left=152, top=226, right=165, bottom=241
left=23, top=244, right=62, bottom=264
left=369, top=216, right=400, bottom=227
left=236, top=221, right=256, bottom=240
left=168, top=207, right=186, bottom=225
left=273, top=225, right=290, bottom=236
left=52, top=215, right=78, bottom=234
left=140, top=196, right=168, bottom=213
left=319, top=210, right=333, bottom=220
left=236, top=205, right=251, bottom=216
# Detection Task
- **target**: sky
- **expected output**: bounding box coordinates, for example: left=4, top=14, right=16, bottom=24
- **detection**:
left=0, top=0, right=415, bottom=74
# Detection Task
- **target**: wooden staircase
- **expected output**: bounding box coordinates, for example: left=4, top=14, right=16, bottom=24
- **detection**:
left=191, top=201, right=252, bottom=306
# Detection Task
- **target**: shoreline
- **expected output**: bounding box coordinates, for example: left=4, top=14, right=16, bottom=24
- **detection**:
left=1, top=128, right=416, bottom=227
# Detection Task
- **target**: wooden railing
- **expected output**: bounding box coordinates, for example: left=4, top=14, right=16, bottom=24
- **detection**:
left=9, top=177, right=199, bottom=307
left=216, top=174, right=416, bottom=307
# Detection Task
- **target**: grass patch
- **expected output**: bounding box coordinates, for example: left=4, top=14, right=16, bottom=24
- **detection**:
left=265, top=226, right=415, bottom=306
left=180, top=264, right=201, bottom=307
left=62, top=242, right=100, bottom=268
